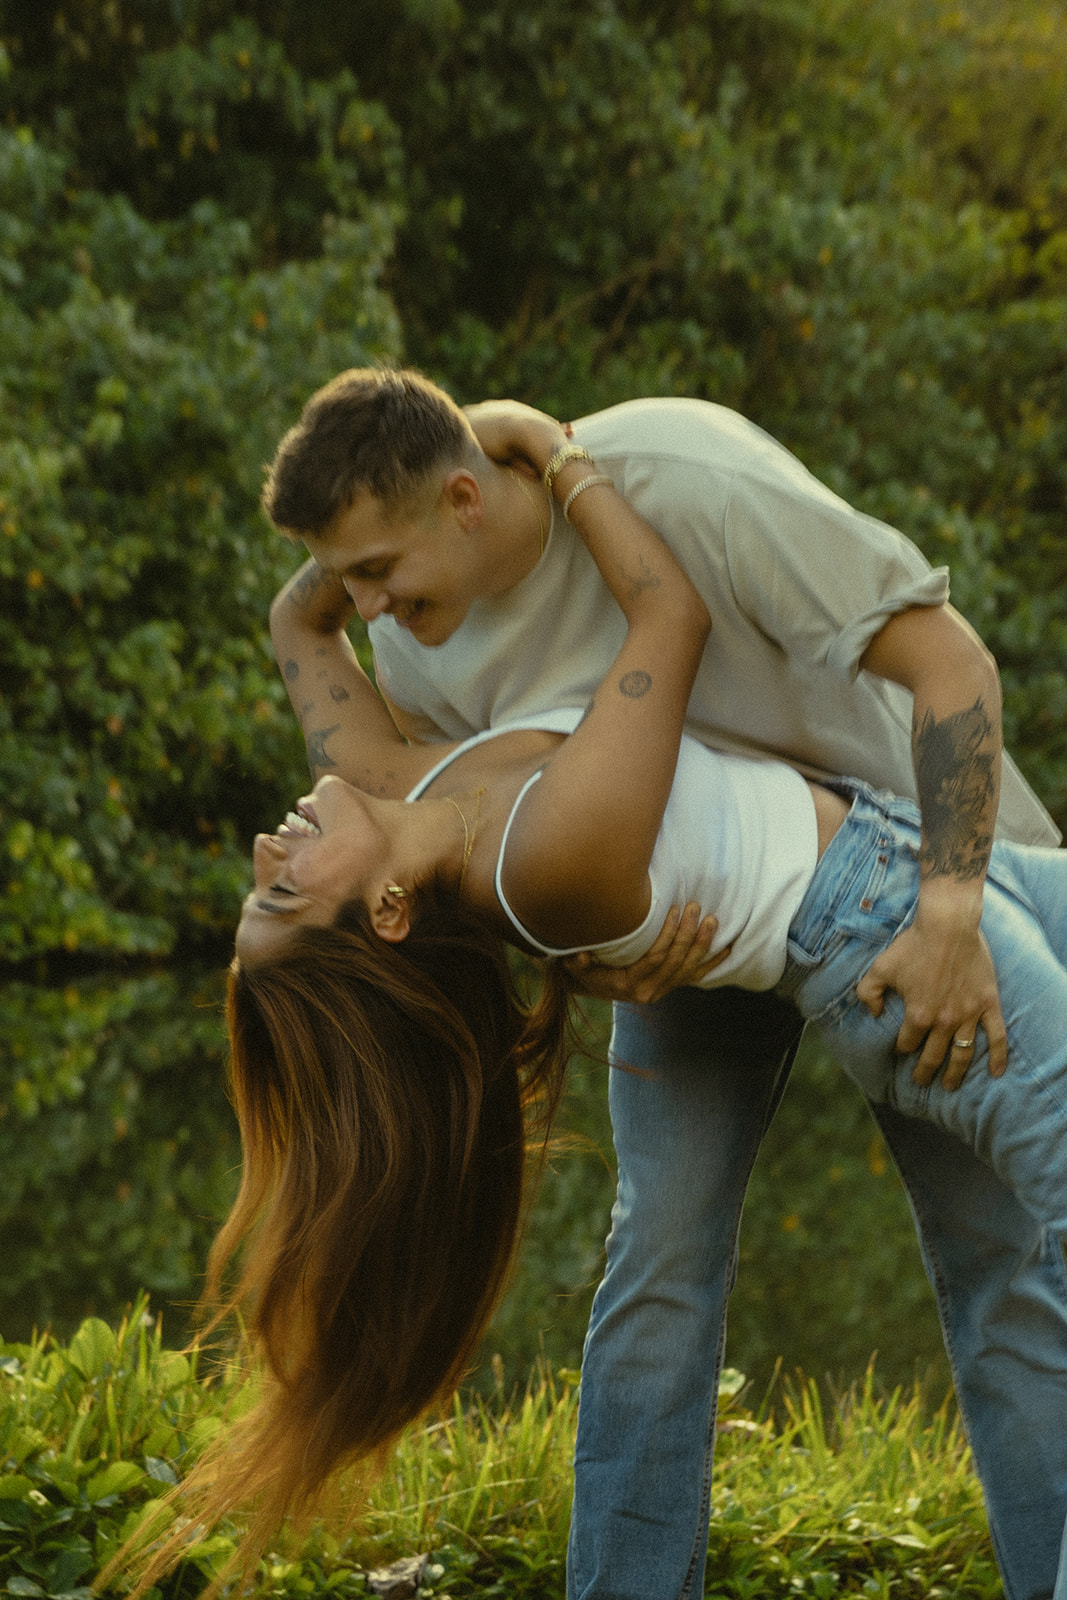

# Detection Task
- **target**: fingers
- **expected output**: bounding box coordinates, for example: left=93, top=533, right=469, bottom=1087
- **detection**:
left=641, top=902, right=684, bottom=960
left=983, top=1005, right=1008, bottom=1078
left=559, top=904, right=719, bottom=1004
left=939, top=1029, right=977, bottom=1092
left=910, top=1004, right=1009, bottom=1091
left=695, top=938, right=734, bottom=978
left=854, top=969, right=886, bottom=1018
left=630, top=903, right=714, bottom=1003
left=910, top=1022, right=958, bottom=1086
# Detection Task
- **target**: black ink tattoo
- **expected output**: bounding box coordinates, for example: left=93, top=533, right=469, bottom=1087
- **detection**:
left=329, top=683, right=351, bottom=703
left=914, top=698, right=996, bottom=880
left=288, top=563, right=332, bottom=606
left=284, top=659, right=300, bottom=682
left=623, top=555, right=661, bottom=605
left=619, top=670, right=652, bottom=699
left=306, top=724, right=341, bottom=770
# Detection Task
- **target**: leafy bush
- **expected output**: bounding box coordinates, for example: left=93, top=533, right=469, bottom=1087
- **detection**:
left=0, top=969, right=236, bottom=1338
left=0, top=98, right=407, bottom=1334
left=0, top=119, right=400, bottom=964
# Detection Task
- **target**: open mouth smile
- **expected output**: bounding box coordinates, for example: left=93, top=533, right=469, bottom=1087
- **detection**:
left=278, top=802, right=322, bottom=837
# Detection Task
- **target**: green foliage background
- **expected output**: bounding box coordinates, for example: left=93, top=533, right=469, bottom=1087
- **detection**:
left=0, top=0, right=1065, bottom=1395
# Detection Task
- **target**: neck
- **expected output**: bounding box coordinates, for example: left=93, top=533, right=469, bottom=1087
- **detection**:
left=402, top=796, right=471, bottom=893
left=477, top=459, right=549, bottom=592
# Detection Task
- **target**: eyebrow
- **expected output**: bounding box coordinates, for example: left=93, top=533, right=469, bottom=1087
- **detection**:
left=342, top=556, right=391, bottom=576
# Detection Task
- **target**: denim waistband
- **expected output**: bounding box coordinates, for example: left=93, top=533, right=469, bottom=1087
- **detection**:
left=776, top=781, right=922, bottom=995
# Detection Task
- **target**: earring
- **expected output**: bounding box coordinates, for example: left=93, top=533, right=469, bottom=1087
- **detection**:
left=386, top=884, right=407, bottom=898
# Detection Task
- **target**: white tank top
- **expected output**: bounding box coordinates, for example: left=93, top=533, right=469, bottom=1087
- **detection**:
left=406, top=712, right=819, bottom=992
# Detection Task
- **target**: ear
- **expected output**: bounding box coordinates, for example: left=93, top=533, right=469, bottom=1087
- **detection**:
left=440, top=468, right=483, bottom=530
left=369, top=885, right=412, bottom=944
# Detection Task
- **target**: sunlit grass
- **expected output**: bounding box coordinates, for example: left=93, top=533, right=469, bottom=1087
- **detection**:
left=0, top=1302, right=999, bottom=1600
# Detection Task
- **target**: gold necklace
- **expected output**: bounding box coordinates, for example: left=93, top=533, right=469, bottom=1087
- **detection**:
left=509, top=469, right=547, bottom=557
left=444, top=788, right=486, bottom=891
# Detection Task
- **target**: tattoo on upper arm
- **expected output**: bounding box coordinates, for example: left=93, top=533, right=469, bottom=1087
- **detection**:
left=619, top=670, right=652, bottom=699
left=914, top=698, right=996, bottom=879
left=306, top=724, right=341, bottom=770
left=329, top=683, right=351, bottom=702
left=284, top=659, right=300, bottom=682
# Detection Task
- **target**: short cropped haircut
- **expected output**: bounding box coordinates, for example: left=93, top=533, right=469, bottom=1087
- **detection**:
left=262, top=367, right=477, bottom=535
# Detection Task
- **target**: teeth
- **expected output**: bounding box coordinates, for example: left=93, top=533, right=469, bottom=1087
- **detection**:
left=281, top=810, right=321, bottom=836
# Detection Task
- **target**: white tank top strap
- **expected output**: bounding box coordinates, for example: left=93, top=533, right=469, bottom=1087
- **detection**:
left=404, top=707, right=585, bottom=802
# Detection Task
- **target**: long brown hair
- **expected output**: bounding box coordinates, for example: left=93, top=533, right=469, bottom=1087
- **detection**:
left=116, top=894, right=574, bottom=1593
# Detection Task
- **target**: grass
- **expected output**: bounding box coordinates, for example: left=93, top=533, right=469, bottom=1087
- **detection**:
left=0, top=1299, right=1001, bottom=1600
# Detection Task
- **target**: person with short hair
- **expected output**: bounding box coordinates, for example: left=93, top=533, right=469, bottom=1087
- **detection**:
left=258, top=369, right=1067, bottom=1600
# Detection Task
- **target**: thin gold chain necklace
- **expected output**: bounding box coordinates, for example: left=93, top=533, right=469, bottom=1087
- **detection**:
left=444, top=788, right=486, bottom=891
left=509, top=469, right=546, bottom=557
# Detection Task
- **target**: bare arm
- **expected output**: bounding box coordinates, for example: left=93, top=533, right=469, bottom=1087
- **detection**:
left=856, top=603, right=1007, bottom=1085
left=497, top=433, right=711, bottom=949
left=269, top=560, right=428, bottom=798
left=467, top=398, right=724, bottom=990
left=377, top=684, right=452, bottom=746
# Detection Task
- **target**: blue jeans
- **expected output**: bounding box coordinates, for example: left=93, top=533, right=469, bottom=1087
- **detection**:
left=779, top=782, right=1067, bottom=1234
left=568, top=847, right=1067, bottom=1598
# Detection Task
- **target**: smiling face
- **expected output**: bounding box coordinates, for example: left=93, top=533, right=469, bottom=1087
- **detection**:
left=236, top=776, right=410, bottom=968
left=304, top=478, right=490, bottom=648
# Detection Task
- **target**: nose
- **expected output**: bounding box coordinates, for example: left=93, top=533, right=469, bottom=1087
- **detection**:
left=344, top=577, right=389, bottom=623
left=252, top=831, right=288, bottom=882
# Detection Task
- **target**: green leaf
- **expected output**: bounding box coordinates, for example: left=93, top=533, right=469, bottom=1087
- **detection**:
left=84, top=1462, right=144, bottom=1504
left=0, top=1478, right=35, bottom=1501
left=143, top=1458, right=178, bottom=1487
left=65, top=1321, right=117, bottom=1382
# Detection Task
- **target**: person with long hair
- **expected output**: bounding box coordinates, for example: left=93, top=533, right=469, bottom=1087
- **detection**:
left=126, top=414, right=1067, bottom=1596
left=265, top=372, right=1067, bottom=1600
left=268, top=373, right=1067, bottom=1600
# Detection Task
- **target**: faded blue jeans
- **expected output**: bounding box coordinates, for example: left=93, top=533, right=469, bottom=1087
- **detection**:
left=568, top=792, right=1067, bottom=1600
left=779, top=782, right=1067, bottom=1234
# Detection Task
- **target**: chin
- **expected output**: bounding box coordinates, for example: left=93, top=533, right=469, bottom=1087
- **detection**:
left=418, top=606, right=470, bottom=648
left=410, top=616, right=451, bottom=648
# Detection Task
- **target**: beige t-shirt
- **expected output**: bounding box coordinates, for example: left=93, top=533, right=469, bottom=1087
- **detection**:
left=371, top=398, right=1056, bottom=846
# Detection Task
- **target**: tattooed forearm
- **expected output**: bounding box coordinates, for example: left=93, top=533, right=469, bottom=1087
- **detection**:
left=914, top=698, right=997, bottom=880
left=619, top=670, right=652, bottom=699
left=306, top=724, right=341, bottom=770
